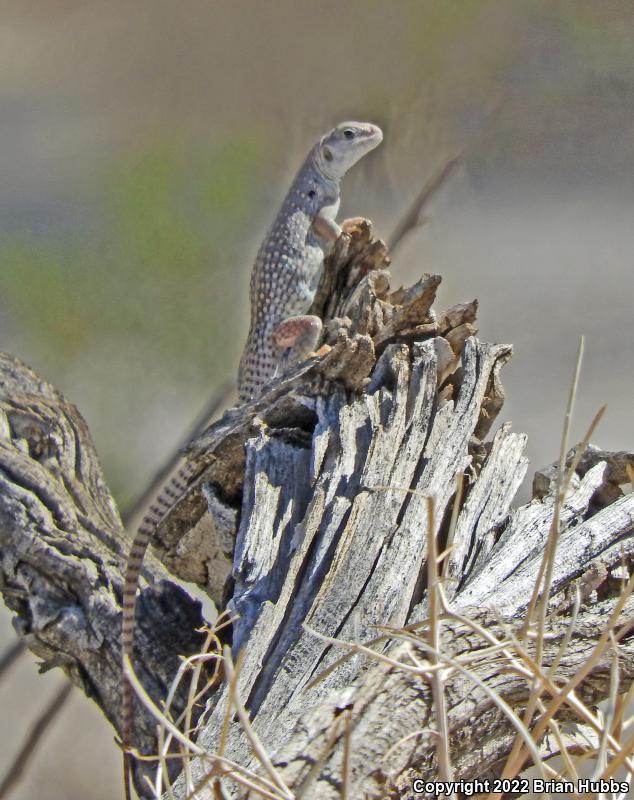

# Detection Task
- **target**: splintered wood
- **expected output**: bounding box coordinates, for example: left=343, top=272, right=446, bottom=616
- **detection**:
left=0, top=222, right=633, bottom=799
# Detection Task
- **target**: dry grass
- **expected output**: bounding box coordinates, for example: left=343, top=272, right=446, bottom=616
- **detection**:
left=115, top=338, right=634, bottom=799
left=121, top=556, right=634, bottom=799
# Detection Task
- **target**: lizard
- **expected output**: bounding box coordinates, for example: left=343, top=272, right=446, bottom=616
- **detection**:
left=120, top=120, right=383, bottom=797
left=237, top=120, right=383, bottom=400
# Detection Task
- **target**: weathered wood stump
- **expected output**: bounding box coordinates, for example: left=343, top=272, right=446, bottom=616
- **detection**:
left=1, top=221, right=633, bottom=799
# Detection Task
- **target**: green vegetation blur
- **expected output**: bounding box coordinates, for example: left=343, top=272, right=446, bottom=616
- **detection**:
left=2, top=3, right=634, bottom=798
left=2, top=0, right=634, bottom=510
left=0, top=131, right=271, bottom=504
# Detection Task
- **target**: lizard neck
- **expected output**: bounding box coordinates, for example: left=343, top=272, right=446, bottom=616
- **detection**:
left=283, top=150, right=340, bottom=214
left=308, top=144, right=343, bottom=186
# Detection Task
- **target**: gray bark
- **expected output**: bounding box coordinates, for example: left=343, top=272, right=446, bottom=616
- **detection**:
left=0, top=353, right=207, bottom=784
left=0, top=221, right=632, bottom=799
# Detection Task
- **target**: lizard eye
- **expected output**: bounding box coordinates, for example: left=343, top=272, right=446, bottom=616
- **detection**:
left=308, top=189, right=316, bottom=198
left=323, top=147, right=333, bottom=162
left=343, top=128, right=355, bottom=139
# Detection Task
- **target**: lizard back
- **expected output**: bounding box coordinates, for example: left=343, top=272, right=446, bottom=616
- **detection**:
left=237, top=149, right=338, bottom=401
left=120, top=121, right=382, bottom=795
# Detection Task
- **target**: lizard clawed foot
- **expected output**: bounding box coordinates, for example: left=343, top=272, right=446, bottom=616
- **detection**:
left=272, top=315, right=322, bottom=351
left=272, top=315, right=324, bottom=371
left=341, top=216, right=370, bottom=235
left=312, top=214, right=342, bottom=243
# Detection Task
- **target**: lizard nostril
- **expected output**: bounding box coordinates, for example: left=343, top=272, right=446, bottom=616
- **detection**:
left=308, top=190, right=316, bottom=198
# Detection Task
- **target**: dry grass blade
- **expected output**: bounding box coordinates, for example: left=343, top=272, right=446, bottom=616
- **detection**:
left=540, top=712, right=580, bottom=784
left=308, top=621, right=547, bottom=780
left=340, top=710, right=352, bottom=800
left=304, top=624, right=443, bottom=678
left=123, top=654, right=286, bottom=800
left=425, top=495, right=455, bottom=792
left=217, top=640, right=237, bottom=763
left=184, top=763, right=289, bottom=800
left=123, top=653, right=206, bottom=758
left=548, top=585, right=581, bottom=678
left=223, top=648, right=294, bottom=800
left=500, top=623, right=633, bottom=770
left=496, top=338, right=587, bottom=794
left=612, top=681, right=634, bottom=740
left=441, top=472, right=465, bottom=582
left=593, top=636, right=620, bottom=779
left=601, top=725, right=634, bottom=782
left=626, top=463, right=634, bottom=492
left=421, top=641, right=549, bottom=778
left=155, top=630, right=220, bottom=798
left=524, top=336, right=586, bottom=636
left=508, top=571, right=634, bottom=783
left=182, top=631, right=220, bottom=794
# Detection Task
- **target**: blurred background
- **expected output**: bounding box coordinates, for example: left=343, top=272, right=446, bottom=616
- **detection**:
left=1, top=1, right=633, bottom=797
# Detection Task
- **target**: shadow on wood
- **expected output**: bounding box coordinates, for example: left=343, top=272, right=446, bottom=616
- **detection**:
left=1, top=221, right=633, bottom=798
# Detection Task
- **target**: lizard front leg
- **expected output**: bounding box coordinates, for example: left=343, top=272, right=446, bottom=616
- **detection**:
left=272, top=314, right=324, bottom=354
left=313, top=212, right=367, bottom=243
left=340, top=216, right=367, bottom=234
left=272, top=314, right=329, bottom=377
left=312, top=208, right=342, bottom=243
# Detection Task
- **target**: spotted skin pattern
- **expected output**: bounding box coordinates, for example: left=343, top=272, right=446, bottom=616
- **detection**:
left=120, top=121, right=382, bottom=797
left=238, top=121, right=383, bottom=401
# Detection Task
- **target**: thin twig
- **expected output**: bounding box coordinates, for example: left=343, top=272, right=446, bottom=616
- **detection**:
left=0, top=639, right=25, bottom=681
left=0, top=682, right=73, bottom=800
left=388, top=155, right=463, bottom=253
left=122, top=380, right=233, bottom=528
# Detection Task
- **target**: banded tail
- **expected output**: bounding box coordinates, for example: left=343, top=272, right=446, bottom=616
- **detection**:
left=121, top=459, right=197, bottom=797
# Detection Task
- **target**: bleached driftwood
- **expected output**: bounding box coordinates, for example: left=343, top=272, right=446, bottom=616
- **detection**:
left=0, top=221, right=632, bottom=799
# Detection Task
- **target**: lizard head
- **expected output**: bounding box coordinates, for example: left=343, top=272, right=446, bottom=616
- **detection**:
left=315, top=122, right=383, bottom=180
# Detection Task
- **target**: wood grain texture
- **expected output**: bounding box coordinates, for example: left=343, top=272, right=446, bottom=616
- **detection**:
left=0, top=353, right=207, bottom=793
left=1, top=222, right=633, bottom=798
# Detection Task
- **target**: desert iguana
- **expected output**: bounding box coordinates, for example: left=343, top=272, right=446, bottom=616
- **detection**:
left=121, top=121, right=383, bottom=796
left=237, top=121, right=383, bottom=399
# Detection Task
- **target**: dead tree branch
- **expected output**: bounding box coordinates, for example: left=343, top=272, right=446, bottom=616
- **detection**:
left=1, top=222, right=633, bottom=798
left=0, top=355, right=207, bottom=790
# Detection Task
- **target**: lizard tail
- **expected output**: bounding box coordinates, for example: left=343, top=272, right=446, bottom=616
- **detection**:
left=120, top=461, right=196, bottom=798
